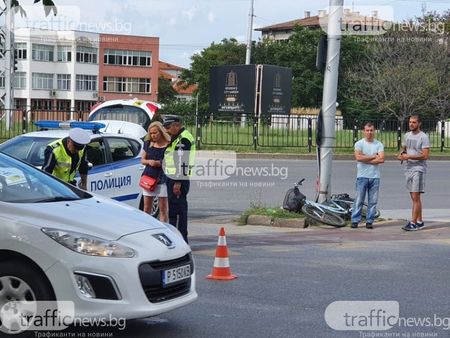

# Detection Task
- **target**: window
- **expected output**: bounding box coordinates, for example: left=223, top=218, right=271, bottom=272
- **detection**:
left=32, top=44, right=54, bottom=61
left=76, top=74, right=97, bottom=91
left=57, top=74, right=71, bottom=90
left=31, top=99, right=53, bottom=110
left=1, top=72, right=27, bottom=89
left=75, top=101, right=96, bottom=112
left=89, top=105, right=151, bottom=130
left=103, top=77, right=151, bottom=93
left=57, top=46, right=72, bottom=62
left=76, top=46, right=97, bottom=64
left=107, top=138, right=139, bottom=162
left=14, top=43, right=27, bottom=60
left=32, top=73, right=54, bottom=89
left=14, top=72, right=26, bottom=89
left=103, top=49, right=151, bottom=67
left=56, top=100, right=71, bottom=111
left=85, top=141, right=106, bottom=166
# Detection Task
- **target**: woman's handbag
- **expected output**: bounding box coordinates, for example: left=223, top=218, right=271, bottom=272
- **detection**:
left=139, top=175, right=158, bottom=191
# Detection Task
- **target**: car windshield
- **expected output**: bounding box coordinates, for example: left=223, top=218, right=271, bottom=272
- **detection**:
left=89, top=105, right=151, bottom=130
left=0, top=136, right=56, bottom=166
left=0, top=152, right=86, bottom=203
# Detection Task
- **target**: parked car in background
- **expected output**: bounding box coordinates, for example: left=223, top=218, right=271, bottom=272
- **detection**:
left=88, top=98, right=161, bottom=131
left=0, top=151, right=196, bottom=334
left=0, top=121, right=159, bottom=216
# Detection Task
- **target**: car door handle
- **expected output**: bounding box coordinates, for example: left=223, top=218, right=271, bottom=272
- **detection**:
left=139, top=165, right=145, bottom=171
left=104, top=172, right=113, bottom=177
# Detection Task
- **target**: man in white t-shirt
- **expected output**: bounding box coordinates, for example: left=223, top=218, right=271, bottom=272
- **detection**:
left=397, top=115, right=430, bottom=231
left=351, top=122, right=385, bottom=229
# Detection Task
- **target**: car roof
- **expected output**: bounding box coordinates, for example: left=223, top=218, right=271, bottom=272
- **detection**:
left=16, top=129, right=141, bottom=141
left=89, top=98, right=160, bottom=118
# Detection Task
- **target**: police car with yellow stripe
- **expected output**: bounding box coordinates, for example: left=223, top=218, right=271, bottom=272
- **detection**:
left=0, top=120, right=158, bottom=215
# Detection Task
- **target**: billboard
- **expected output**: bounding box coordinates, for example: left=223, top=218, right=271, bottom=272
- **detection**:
left=209, top=65, right=256, bottom=114
left=209, top=64, right=292, bottom=115
left=260, top=65, right=292, bottom=115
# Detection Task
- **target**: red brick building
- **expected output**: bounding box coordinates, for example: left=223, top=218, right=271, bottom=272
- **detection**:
left=99, top=34, right=160, bottom=102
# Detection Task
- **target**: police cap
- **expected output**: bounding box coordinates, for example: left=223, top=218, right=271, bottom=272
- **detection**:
left=69, top=128, right=90, bottom=147
left=162, top=115, right=181, bottom=127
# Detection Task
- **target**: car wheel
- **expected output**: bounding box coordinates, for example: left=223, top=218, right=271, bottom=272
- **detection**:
left=0, top=260, right=55, bottom=334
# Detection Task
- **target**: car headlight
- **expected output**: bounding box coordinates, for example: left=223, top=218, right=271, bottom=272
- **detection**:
left=41, top=228, right=135, bottom=258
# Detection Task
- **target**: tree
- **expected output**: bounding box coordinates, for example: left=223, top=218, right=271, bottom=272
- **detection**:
left=181, top=26, right=369, bottom=112
left=157, top=76, right=176, bottom=104
left=6, top=0, right=57, bottom=17
left=253, top=26, right=325, bottom=107
left=343, top=27, right=449, bottom=123
left=418, top=10, right=450, bottom=119
left=180, top=38, right=246, bottom=112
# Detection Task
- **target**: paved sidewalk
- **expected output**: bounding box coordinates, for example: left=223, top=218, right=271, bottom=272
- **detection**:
left=382, top=208, right=450, bottom=223
left=188, top=210, right=450, bottom=243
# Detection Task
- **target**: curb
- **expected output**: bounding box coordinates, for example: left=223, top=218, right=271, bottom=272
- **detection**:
left=246, top=215, right=305, bottom=228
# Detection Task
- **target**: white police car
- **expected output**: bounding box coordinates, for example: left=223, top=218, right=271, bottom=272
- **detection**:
left=88, top=98, right=160, bottom=131
left=0, top=151, right=196, bottom=334
left=0, top=121, right=157, bottom=215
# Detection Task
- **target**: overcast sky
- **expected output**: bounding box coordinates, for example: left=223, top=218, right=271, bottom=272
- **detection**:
left=15, top=0, right=450, bottom=68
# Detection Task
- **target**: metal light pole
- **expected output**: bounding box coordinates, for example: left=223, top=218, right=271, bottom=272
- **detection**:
left=245, top=0, right=254, bottom=65
left=242, top=0, right=254, bottom=127
left=317, top=0, right=343, bottom=203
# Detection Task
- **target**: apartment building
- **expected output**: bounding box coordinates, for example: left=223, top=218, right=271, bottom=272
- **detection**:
left=99, top=33, right=159, bottom=102
left=3, top=28, right=159, bottom=111
left=256, top=9, right=387, bottom=40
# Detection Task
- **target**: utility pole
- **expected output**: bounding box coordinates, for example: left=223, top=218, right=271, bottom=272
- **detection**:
left=317, top=0, right=343, bottom=203
left=245, top=0, right=254, bottom=65
left=242, top=0, right=254, bottom=127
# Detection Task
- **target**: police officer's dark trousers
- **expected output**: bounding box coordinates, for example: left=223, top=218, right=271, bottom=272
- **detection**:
left=167, top=178, right=190, bottom=243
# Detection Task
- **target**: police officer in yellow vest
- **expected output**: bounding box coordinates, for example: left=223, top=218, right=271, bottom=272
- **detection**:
left=163, top=115, right=195, bottom=243
left=42, top=128, right=90, bottom=190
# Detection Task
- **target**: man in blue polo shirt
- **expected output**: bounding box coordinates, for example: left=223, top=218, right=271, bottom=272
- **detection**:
left=351, top=122, right=385, bottom=229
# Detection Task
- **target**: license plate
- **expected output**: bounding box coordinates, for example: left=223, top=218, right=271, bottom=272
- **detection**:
left=162, top=264, right=191, bottom=287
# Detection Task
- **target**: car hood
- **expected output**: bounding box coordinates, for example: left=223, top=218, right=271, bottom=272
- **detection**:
left=0, top=195, right=165, bottom=240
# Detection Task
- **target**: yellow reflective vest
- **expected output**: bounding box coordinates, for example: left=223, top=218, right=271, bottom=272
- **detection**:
left=48, top=139, right=85, bottom=182
left=164, top=129, right=195, bottom=178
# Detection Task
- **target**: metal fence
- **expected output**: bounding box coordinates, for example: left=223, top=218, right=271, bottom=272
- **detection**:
left=195, top=113, right=448, bottom=151
left=0, top=109, right=89, bottom=143
left=1, top=109, right=449, bottom=152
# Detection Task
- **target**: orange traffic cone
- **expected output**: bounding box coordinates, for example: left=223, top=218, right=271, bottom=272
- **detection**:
left=206, top=227, right=237, bottom=281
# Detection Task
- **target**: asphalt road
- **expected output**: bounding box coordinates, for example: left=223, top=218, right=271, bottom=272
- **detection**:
left=39, top=218, right=450, bottom=338
left=189, top=159, right=450, bottom=219
left=20, top=158, right=450, bottom=338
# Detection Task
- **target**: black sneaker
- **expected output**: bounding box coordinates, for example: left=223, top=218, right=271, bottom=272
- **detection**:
left=402, top=222, right=417, bottom=231
left=351, top=223, right=358, bottom=229
left=416, top=221, right=425, bottom=230
left=366, top=223, right=373, bottom=229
